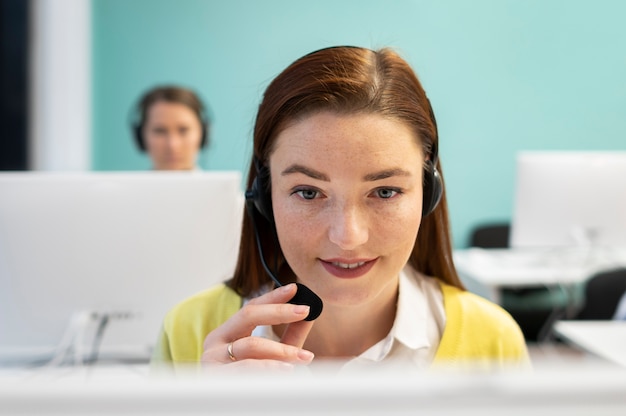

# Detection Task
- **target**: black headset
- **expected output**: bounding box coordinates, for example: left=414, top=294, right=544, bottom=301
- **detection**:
left=245, top=101, right=443, bottom=223
left=421, top=98, right=444, bottom=218
left=131, top=102, right=210, bottom=152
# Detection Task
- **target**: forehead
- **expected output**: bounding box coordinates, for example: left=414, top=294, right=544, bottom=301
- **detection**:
left=269, top=112, right=424, bottom=169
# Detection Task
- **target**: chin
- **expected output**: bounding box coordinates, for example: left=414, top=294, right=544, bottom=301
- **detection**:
left=317, top=273, right=400, bottom=309
left=312, top=283, right=380, bottom=308
left=160, top=164, right=190, bottom=171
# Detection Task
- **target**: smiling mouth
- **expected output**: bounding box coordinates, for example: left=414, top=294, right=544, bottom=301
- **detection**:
left=320, top=258, right=377, bottom=278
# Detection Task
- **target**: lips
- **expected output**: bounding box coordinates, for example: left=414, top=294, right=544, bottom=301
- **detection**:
left=319, top=258, right=377, bottom=278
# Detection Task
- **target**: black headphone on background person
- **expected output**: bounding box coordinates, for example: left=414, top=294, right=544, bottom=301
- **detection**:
left=131, top=100, right=210, bottom=152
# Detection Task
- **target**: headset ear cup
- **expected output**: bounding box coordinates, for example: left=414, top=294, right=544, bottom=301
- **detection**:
left=422, top=163, right=443, bottom=217
left=246, top=170, right=274, bottom=223
left=200, top=121, right=209, bottom=149
left=201, top=126, right=207, bottom=149
left=133, top=124, right=146, bottom=152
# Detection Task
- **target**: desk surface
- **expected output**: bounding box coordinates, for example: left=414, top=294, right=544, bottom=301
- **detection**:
left=453, top=248, right=626, bottom=304
left=553, top=320, right=626, bottom=368
left=454, top=247, right=626, bottom=287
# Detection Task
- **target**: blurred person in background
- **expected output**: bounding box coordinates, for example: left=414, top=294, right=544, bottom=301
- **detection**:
left=131, top=85, right=210, bottom=170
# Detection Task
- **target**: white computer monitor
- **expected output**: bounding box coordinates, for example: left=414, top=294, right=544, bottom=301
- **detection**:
left=510, top=151, right=626, bottom=248
left=0, top=171, right=243, bottom=365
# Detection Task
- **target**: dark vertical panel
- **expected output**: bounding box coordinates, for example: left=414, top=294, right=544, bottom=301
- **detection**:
left=0, top=0, right=29, bottom=171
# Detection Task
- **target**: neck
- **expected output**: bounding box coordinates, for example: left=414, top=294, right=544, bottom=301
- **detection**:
left=301, top=280, right=399, bottom=358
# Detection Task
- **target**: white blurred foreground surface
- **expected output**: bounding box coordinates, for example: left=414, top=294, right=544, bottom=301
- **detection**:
left=1, top=361, right=626, bottom=415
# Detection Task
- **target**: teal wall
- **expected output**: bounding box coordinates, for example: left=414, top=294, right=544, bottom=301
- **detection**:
left=92, top=0, right=626, bottom=248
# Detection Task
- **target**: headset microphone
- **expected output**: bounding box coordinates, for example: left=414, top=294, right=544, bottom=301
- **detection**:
left=245, top=191, right=323, bottom=321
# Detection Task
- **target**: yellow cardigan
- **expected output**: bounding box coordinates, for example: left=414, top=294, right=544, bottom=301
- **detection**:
left=152, top=282, right=530, bottom=370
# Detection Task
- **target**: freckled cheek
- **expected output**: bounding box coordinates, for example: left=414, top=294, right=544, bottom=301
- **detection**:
left=373, top=207, right=422, bottom=251
left=273, top=204, right=322, bottom=253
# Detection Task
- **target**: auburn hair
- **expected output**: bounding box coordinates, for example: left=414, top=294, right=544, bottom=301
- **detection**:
left=137, top=85, right=206, bottom=127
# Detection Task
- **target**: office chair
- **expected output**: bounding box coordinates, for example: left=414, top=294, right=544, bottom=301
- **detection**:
left=469, top=223, right=510, bottom=248
left=574, top=268, right=626, bottom=320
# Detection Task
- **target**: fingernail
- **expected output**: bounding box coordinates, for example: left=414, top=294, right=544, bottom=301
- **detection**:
left=298, top=349, right=314, bottom=362
left=279, top=284, right=294, bottom=293
left=293, top=305, right=310, bottom=315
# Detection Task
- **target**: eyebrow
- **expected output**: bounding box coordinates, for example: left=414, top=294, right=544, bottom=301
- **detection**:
left=363, top=168, right=413, bottom=181
left=281, top=164, right=330, bottom=181
left=281, top=164, right=412, bottom=182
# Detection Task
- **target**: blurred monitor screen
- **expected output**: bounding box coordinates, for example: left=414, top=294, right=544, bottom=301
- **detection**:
left=0, top=171, right=243, bottom=365
left=510, top=151, right=626, bottom=248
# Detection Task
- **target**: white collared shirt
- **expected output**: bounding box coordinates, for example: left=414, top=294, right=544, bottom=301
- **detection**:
left=250, top=265, right=446, bottom=370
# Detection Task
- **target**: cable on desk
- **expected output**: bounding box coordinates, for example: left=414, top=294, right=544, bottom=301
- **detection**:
left=42, top=310, right=135, bottom=367
left=536, top=282, right=573, bottom=343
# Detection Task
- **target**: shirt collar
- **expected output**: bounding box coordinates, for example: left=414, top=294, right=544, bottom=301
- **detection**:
left=393, top=265, right=432, bottom=350
left=357, top=265, right=431, bottom=362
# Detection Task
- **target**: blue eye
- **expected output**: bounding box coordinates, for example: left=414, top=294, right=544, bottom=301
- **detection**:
left=295, top=189, right=319, bottom=200
left=376, top=188, right=399, bottom=199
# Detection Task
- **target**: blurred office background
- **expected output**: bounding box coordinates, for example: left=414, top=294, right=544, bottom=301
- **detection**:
left=3, top=0, right=626, bottom=249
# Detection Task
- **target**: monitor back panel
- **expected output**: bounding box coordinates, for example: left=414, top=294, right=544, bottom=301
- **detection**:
left=0, top=171, right=243, bottom=363
left=511, top=151, right=626, bottom=248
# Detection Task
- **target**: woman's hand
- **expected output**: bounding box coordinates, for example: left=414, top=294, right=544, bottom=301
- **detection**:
left=201, top=283, right=315, bottom=370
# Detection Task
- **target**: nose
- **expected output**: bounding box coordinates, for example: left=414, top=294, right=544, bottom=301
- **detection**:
left=327, top=201, right=369, bottom=250
left=164, top=133, right=182, bottom=151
